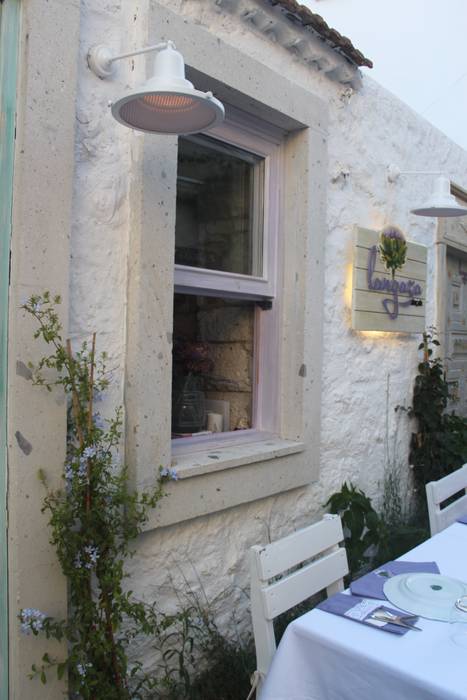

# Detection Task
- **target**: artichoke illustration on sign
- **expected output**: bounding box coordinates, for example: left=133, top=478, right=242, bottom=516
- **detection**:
left=378, top=225, right=408, bottom=279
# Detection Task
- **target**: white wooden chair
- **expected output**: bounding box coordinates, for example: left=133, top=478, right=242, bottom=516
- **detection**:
left=426, top=464, right=467, bottom=535
left=249, top=514, right=349, bottom=698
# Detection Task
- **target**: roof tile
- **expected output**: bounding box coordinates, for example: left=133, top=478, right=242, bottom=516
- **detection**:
left=266, top=0, right=373, bottom=68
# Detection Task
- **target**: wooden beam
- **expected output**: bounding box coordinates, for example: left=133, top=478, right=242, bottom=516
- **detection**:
left=0, top=2, right=20, bottom=697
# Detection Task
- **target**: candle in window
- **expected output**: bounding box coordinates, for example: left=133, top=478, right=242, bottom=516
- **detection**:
left=207, top=412, right=223, bottom=433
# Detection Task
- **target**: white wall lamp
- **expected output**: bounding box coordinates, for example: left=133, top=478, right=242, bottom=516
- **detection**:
left=87, top=41, right=225, bottom=135
left=388, top=165, right=467, bottom=218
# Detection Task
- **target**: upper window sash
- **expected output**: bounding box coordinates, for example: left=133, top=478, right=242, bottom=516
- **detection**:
left=174, top=113, right=282, bottom=300
left=174, top=267, right=272, bottom=300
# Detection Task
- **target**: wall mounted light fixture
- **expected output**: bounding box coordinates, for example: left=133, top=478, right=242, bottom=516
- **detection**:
left=87, top=41, right=225, bottom=135
left=387, top=165, right=467, bottom=218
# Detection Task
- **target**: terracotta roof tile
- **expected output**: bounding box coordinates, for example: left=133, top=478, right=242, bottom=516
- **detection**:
left=266, top=0, right=373, bottom=68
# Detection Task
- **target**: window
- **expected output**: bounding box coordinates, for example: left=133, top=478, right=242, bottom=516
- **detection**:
left=172, top=113, right=283, bottom=446
left=125, top=22, right=325, bottom=521
left=175, top=136, right=264, bottom=276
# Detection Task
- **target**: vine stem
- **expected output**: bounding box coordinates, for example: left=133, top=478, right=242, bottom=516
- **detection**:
left=66, top=339, right=85, bottom=449
left=66, top=338, right=97, bottom=698
left=87, top=333, right=96, bottom=434
left=87, top=335, right=124, bottom=692
left=85, top=333, right=97, bottom=513
left=423, top=332, right=429, bottom=364
left=102, top=586, right=124, bottom=692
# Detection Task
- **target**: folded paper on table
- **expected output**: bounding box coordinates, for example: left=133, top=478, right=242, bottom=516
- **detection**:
left=350, top=561, right=440, bottom=600
left=317, top=593, right=412, bottom=635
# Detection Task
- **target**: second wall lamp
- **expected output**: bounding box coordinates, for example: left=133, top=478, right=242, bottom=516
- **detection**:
left=388, top=165, right=467, bottom=218
left=87, top=40, right=225, bottom=135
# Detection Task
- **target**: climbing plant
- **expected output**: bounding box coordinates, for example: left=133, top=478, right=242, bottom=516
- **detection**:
left=408, top=329, right=467, bottom=488
left=18, top=292, right=177, bottom=699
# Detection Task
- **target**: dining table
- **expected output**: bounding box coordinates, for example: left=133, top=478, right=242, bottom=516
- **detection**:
left=259, top=521, right=467, bottom=700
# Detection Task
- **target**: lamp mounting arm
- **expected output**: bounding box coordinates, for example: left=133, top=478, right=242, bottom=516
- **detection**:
left=88, top=40, right=175, bottom=79
left=387, top=164, right=445, bottom=183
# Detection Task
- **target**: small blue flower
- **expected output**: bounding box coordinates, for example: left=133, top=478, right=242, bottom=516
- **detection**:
left=77, top=459, right=88, bottom=479
left=76, top=662, right=92, bottom=679
left=20, top=608, right=47, bottom=635
left=84, top=545, right=99, bottom=568
left=82, top=446, right=97, bottom=460
left=64, top=463, right=74, bottom=482
left=92, top=412, right=105, bottom=430
left=160, top=466, right=179, bottom=481
left=76, top=545, right=99, bottom=570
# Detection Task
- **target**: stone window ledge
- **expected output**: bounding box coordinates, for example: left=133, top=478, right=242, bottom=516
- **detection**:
left=148, top=437, right=308, bottom=529
left=172, top=436, right=305, bottom=479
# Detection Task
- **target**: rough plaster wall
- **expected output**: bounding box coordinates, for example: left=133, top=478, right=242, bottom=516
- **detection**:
left=70, top=0, right=467, bottom=654
left=70, top=0, right=149, bottom=417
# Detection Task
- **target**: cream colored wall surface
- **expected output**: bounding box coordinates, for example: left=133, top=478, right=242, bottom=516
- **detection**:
left=15, top=0, right=467, bottom=684
left=7, top=0, right=79, bottom=697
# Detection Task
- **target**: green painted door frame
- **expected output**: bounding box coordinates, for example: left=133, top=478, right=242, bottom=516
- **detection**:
left=0, top=0, right=20, bottom=697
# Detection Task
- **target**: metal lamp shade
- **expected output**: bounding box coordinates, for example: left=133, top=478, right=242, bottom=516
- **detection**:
left=111, top=43, right=224, bottom=135
left=112, top=88, right=224, bottom=134
left=411, top=176, right=467, bottom=217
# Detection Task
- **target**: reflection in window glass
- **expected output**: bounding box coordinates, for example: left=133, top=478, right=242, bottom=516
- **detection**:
left=175, top=136, right=264, bottom=276
left=172, top=294, right=255, bottom=438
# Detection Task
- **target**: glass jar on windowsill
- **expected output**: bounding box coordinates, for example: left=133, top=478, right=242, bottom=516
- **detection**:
left=172, top=374, right=206, bottom=435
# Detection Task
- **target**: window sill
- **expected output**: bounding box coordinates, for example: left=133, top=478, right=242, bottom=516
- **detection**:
left=147, top=436, right=309, bottom=530
left=172, top=435, right=305, bottom=479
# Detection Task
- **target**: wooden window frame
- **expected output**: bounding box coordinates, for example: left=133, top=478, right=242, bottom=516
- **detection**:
left=172, top=109, right=284, bottom=455
left=174, top=109, right=282, bottom=300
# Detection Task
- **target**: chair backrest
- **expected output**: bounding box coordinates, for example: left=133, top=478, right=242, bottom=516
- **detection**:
left=426, top=464, right=467, bottom=535
left=249, top=514, right=348, bottom=693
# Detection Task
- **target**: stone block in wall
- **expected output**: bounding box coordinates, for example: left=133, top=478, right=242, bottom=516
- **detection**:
left=205, top=390, right=252, bottom=431
left=198, top=305, right=254, bottom=342
left=207, top=343, right=252, bottom=392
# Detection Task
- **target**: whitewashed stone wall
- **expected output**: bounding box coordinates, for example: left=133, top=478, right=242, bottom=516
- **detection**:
left=69, top=0, right=467, bottom=645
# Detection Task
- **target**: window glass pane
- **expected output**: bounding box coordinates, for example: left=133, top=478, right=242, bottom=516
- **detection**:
left=172, top=293, right=255, bottom=438
left=175, top=136, right=264, bottom=276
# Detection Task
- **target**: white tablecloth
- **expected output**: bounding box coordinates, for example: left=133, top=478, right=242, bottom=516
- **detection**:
left=260, top=522, right=467, bottom=700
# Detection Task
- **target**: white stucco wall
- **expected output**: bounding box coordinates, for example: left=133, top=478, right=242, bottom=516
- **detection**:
left=68, top=0, right=467, bottom=647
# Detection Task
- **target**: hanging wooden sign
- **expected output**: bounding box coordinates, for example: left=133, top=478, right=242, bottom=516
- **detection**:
left=352, top=226, right=427, bottom=333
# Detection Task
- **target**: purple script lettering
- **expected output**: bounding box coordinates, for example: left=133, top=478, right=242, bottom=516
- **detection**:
left=367, top=245, right=422, bottom=320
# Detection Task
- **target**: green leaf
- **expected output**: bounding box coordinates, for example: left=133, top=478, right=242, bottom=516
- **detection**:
left=365, top=510, right=380, bottom=531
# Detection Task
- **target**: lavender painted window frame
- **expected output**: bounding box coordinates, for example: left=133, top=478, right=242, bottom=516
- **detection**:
left=172, top=109, right=284, bottom=453
left=174, top=109, right=283, bottom=299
